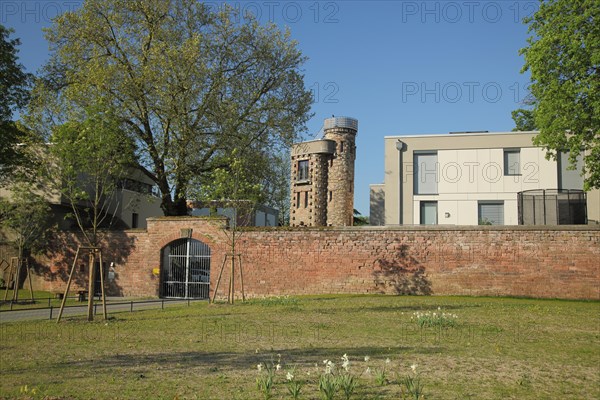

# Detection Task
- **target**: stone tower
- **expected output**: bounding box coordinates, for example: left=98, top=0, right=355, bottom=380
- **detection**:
left=290, top=116, right=358, bottom=227
left=323, top=117, right=357, bottom=226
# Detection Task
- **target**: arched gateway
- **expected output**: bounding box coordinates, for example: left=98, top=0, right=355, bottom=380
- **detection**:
left=160, top=238, right=211, bottom=299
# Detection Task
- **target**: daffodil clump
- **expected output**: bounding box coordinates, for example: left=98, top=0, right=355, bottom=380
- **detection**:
left=256, top=354, right=282, bottom=400
left=411, top=307, right=458, bottom=328
left=254, top=354, right=426, bottom=399
left=399, top=364, right=425, bottom=400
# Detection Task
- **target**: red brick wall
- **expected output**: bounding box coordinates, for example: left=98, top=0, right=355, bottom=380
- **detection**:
left=29, top=218, right=600, bottom=300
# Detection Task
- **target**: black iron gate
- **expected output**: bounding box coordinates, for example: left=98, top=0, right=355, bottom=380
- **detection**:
left=160, top=238, right=211, bottom=299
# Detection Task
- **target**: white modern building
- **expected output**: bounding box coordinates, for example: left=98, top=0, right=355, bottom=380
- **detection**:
left=370, top=131, right=600, bottom=226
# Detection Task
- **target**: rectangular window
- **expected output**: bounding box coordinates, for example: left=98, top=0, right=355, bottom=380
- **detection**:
left=304, top=192, right=308, bottom=208
left=420, top=201, right=438, bottom=225
left=504, top=149, right=520, bottom=176
left=329, top=191, right=332, bottom=202
left=131, top=213, right=139, bottom=229
left=297, top=160, right=309, bottom=181
left=558, top=151, right=584, bottom=190
left=478, top=201, right=504, bottom=225
left=296, top=192, right=300, bottom=209
left=414, top=152, right=438, bottom=194
left=340, top=141, right=344, bottom=153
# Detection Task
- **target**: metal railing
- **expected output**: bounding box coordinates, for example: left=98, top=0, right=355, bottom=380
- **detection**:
left=0, top=298, right=204, bottom=320
left=518, top=189, right=587, bottom=225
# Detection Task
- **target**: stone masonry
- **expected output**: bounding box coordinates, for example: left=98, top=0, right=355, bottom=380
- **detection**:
left=324, top=125, right=357, bottom=226
left=290, top=117, right=358, bottom=227
left=24, top=217, right=600, bottom=301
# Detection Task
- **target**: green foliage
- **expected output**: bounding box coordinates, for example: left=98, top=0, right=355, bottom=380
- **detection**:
left=373, top=367, right=388, bottom=386
left=520, top=0, right=600, bottom=189
left=49, top=106, right=135, bottom=245
left=353, top=209, right=369, bottom=226
left=318, top=371, right=340, bottom=400
left=338, top=372, right=358, bottom=399
left=399, top=368, right=425, bottom=400
left=256, top=360, right=278, bottom=400
left=0, top=24, right=33, bottom=181
left=511, top=108, right=537, bottom=131
left=285, top=368, right=303, bottom=400
left=263, top=151, right=291, bottom=226
left=27, top=0, right=313, bottom=215
left=0, top=183, right=52, bottom=257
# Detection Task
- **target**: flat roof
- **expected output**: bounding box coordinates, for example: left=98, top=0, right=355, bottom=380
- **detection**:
left=384, top=131, right=539, bottom=139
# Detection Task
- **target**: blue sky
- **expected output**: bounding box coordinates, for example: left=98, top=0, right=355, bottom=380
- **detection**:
left=2, top=0, right=536, bottom=215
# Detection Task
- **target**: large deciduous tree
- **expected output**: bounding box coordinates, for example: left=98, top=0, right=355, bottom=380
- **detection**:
left=519, top=0, right=599, bottom=190
left=0, top=24, right=33, bottom=181
left=27, top=0, right=313, bottom=215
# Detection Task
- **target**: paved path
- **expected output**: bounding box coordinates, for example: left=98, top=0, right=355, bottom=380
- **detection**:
left=0, top=299, right=204, bottom=323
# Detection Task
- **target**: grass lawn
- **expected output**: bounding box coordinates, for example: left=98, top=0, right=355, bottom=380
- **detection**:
left=0, top=291, right=83, bottom=311
left=0, top=295, right=598, bottom=399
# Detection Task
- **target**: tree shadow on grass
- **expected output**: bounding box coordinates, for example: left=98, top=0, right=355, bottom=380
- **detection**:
left=373, top=245, right=432, bottom=295
left=53, top=345, right=444, bottom=373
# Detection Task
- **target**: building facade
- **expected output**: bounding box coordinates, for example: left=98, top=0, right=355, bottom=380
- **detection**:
left=370, top=131, right=600, bottom=226
left=290, top=117, right=358, bottom=227
left=0, top=166, right=162, bottom=230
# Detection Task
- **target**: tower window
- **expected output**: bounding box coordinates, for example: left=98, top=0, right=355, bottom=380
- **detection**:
left=304, top=192, right=308, bottom=208
left=329, top=191, right=333, bottom=202
left=296, top=192, right=300, bottom=209
left=131, top=213, right=139, bottom=229
left=297, top=160, right=309, bottom=181
left=340, top=141, right=345, bottom=153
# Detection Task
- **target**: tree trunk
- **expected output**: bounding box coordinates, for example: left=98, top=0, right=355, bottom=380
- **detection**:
left=161, top=195, right=189, bottom=216
left=87, top=251, right=95, bottom=321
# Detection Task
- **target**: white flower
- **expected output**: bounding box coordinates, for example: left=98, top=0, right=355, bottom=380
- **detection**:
left=325, top=360, right=335, bottom=374
left=276, top=364, right=281, bottom=371
left=385, top=358, right=391, bottom=364
left=411, top=364, right=417, bottom=373
left=323, top=359, right=328, bottom=364
left=341, top=354, right=350, bottom=371
left=364, top=356, right=370, bottom=362
left=286, top=372, right=294, bottom=381
left=365, top=367, right=371, bottom=375
left=257, top=364, right=263, bottom=371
